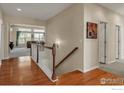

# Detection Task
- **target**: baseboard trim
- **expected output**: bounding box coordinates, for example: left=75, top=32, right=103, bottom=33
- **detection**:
left=1, top=56, right=10, bottom=61
left=76, top=68, right=84, bottom=73
left=58, top=66, right=99, bottom=76
left=83, top=66, right=99, bottom=73
left=107, top=60, right=116, bottom=64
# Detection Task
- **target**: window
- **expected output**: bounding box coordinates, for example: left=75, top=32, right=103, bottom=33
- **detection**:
left=34, top=33, right=44, bottom=41
left=18, top=32, right=31, bottom=44
left=11, top=26, right=46, bottom=47
left=33, top=29, right=45, bottom=41
left=17, top=28, right=32, bottom=46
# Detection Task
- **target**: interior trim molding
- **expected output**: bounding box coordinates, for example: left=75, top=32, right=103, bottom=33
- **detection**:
left=83, top=66, right=99, bottom=73
left=107, top=60, right=116, bottom=64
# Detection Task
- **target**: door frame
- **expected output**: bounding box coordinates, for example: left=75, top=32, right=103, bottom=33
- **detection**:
left=99, top=21, right=107, bottom=64
left=115, top=25, right=120, bottom=60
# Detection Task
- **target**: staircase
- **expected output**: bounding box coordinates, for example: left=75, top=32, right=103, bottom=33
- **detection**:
left=31, top=42, right=79, bottom=81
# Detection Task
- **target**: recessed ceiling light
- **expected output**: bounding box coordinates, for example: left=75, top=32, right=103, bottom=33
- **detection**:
left=17, top=8, right=22, bottom=12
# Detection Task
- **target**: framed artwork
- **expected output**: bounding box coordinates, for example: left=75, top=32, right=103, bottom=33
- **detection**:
left=87, top=22, right=97, bottom=39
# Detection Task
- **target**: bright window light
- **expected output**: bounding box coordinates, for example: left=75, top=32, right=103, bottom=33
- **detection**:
left=33, top=29, right=45, bottom=33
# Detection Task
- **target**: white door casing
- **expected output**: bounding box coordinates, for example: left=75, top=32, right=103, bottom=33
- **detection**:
left=99, top=22, right=107, bottom=64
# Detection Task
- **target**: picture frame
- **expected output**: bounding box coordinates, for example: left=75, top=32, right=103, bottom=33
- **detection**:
left=87, top=22, right=97, bottom=39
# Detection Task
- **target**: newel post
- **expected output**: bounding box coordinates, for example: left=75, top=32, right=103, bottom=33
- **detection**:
left=51, top=43, right=56, bottom=80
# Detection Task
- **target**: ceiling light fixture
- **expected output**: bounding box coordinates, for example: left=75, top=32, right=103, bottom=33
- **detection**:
left=17, top=8, right=22, bottom=12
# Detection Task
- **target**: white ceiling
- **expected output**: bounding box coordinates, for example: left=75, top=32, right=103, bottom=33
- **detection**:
left=1, top=3, right=124, bottom=21
left=0, top=3, right=72, bottom=20
left=99, top=3, right=124, bottom=16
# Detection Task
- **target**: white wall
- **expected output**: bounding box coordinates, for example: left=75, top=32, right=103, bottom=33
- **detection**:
left=47, top=3, right=124, bottom=74
left=47, top=4, right=84, bottom=75
left=10, top=30, right=16, bottom=47
left=83, top=3, right=124, bottom=72
left=0, top=8, right=4, bottom=60
left=3, top=14, right=47, bottom=59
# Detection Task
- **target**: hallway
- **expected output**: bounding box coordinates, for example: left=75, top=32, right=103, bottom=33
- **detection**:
left=0, top=56, right=123, bottom=85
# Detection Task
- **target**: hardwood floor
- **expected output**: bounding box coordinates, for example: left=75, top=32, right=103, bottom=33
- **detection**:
left=56, top=69, right=124, bottom=85
left=0, top=56, right=54, bottom=85
left=0, top=56, right=123, bottom=85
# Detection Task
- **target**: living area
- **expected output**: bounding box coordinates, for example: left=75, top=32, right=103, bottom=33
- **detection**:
left=9, top=24, right=46, bottom=58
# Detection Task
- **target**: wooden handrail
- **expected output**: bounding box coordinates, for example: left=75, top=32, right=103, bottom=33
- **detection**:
left=44, top=46, right=53, bottom=50
left=55, top=47, right=78, bottom=69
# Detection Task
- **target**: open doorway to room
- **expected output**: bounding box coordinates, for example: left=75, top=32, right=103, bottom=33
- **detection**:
left=99, top=21, right=107, bottom=64
left=99, top=23, right=124, bottom=77
left=9, top=24, right=46, bottom=58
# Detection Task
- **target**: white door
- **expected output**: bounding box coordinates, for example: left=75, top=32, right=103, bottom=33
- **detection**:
left=115, top=25, right=120, bottom=59
left=99, top=22, right=107, bottom=64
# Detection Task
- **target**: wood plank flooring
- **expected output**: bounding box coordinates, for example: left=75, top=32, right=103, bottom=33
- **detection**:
left=0, top=56, right=54, bottom=85
left=56, top=69, right=124, bottom=85
left=0, top=56, right=123, bottom=85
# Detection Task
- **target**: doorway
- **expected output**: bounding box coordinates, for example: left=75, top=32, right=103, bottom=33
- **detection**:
left=9, top=24, right=46, bottom=58
left=99, top=22, right=107, bottom=64
left=115, top=25, right=120, bottom=60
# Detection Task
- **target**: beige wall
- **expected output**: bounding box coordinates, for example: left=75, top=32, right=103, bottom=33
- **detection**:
left=47, top=3, right=124, bottom=74
left=47, top=4, right=84, bottom=75
left=4, top=14, right=46, bottom=26
left=3, top=14, right=47, bottom=58
left=83, top=3, right=124, bottom=72
left=10, top=30, right=16, bottom=47
left=0, top=8, right=4, bottom=60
